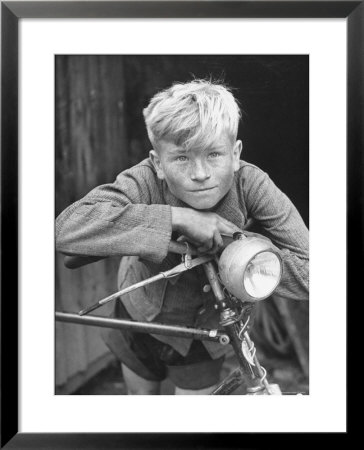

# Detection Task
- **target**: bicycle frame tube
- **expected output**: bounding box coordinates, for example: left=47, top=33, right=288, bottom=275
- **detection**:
left=55, top=312, right=229, bottom=342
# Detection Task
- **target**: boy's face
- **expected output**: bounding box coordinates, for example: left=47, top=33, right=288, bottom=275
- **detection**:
left=150, top=134, right=242, bottom=210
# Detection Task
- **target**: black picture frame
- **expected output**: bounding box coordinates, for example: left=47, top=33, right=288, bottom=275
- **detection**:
left=1, top=1, right=360, bottom=447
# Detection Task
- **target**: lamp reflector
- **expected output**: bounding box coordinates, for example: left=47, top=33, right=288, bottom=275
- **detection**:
left=243, top=251, right=281, bottom=299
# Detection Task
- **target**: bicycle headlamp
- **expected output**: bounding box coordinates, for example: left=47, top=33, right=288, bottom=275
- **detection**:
left=218, top=232, right=283, bottom=302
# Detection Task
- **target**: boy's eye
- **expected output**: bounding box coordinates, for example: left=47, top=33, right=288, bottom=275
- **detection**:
left=176, top=155, right=188, bottom=162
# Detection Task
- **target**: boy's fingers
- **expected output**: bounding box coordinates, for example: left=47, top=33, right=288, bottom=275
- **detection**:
left=198, top=232, right=223, bottom=255
left=176, top=235, right=188, bottom=242
left=213, top=231, right=224, bottom=252
left=177, top=234, right=201, bottom=248
left=197, top=238, right=214, bottom=254
left=218, top=219, right=240, bottom=235
left=218, top=214, right=240, bottom=228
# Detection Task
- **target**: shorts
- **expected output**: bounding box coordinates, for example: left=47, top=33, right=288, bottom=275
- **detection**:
left=102, top=300, right=225, bottom=390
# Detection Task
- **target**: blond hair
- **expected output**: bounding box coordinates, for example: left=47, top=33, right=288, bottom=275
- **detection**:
left=143, top=79, right=241, bottom=151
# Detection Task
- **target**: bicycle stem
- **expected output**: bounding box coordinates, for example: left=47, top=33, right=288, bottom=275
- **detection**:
left=202, top=260, right=269, bottom=392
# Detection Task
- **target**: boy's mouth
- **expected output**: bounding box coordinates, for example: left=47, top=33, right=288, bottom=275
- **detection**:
left=190, top=187, right=216, bottom=192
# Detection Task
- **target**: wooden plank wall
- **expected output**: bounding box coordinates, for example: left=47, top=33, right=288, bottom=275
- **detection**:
left=55, top=56, right=129, bottom=393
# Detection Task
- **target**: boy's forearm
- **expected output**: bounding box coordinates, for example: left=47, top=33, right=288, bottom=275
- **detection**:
left=56, top=200, right=173, bottom=264
left=275, top=251, right=309, bottom=301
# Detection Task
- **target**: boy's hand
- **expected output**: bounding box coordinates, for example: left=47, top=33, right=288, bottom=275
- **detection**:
left=171, top=207, right=240, bottom=254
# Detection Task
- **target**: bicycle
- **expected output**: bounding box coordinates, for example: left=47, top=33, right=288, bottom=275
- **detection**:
left=56, top=230, right=305, bottom=395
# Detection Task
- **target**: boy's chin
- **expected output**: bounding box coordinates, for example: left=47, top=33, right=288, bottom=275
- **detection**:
left=183, top=198, right=220, bottom=211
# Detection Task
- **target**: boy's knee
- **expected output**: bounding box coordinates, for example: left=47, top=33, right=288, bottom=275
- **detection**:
left=126, top=385, right=160, bottom=395
left=121, top=363, right=161, bottom=395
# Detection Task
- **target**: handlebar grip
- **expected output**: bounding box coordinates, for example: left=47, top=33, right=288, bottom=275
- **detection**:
left=64, top=255, right=105, bottom=269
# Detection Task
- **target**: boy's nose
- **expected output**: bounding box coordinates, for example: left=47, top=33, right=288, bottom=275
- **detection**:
left=190, top=161, right=211, bottom=182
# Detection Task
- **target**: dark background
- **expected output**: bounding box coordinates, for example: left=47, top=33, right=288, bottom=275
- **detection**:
left=55, top=55, right=309, bottom=394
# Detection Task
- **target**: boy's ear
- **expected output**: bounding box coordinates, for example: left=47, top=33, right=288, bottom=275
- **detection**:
left=149, top=150, right=166, bottom=180
left=233, top=140, right=243, bottom=171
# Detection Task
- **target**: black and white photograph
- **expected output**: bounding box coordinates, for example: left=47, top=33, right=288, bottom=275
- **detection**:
left=2, top=0, right=357, bottom=444
left=55, top=55, right=309, bottom=396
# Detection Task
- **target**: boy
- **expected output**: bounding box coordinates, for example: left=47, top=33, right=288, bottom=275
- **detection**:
left=56, top=79, right=309, bottom=395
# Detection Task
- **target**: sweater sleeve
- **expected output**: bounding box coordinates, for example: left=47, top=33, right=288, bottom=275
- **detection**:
left=242, top=165, right=309, bottom=301
left=56, top=163, right=172, bottom=264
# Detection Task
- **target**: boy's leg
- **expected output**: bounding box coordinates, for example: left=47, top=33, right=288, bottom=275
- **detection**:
left=174, top=384, right=218, bottom=395
left=168, top=346, right=225, bottom=395
left=121, top=363, right=161, bottom=395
